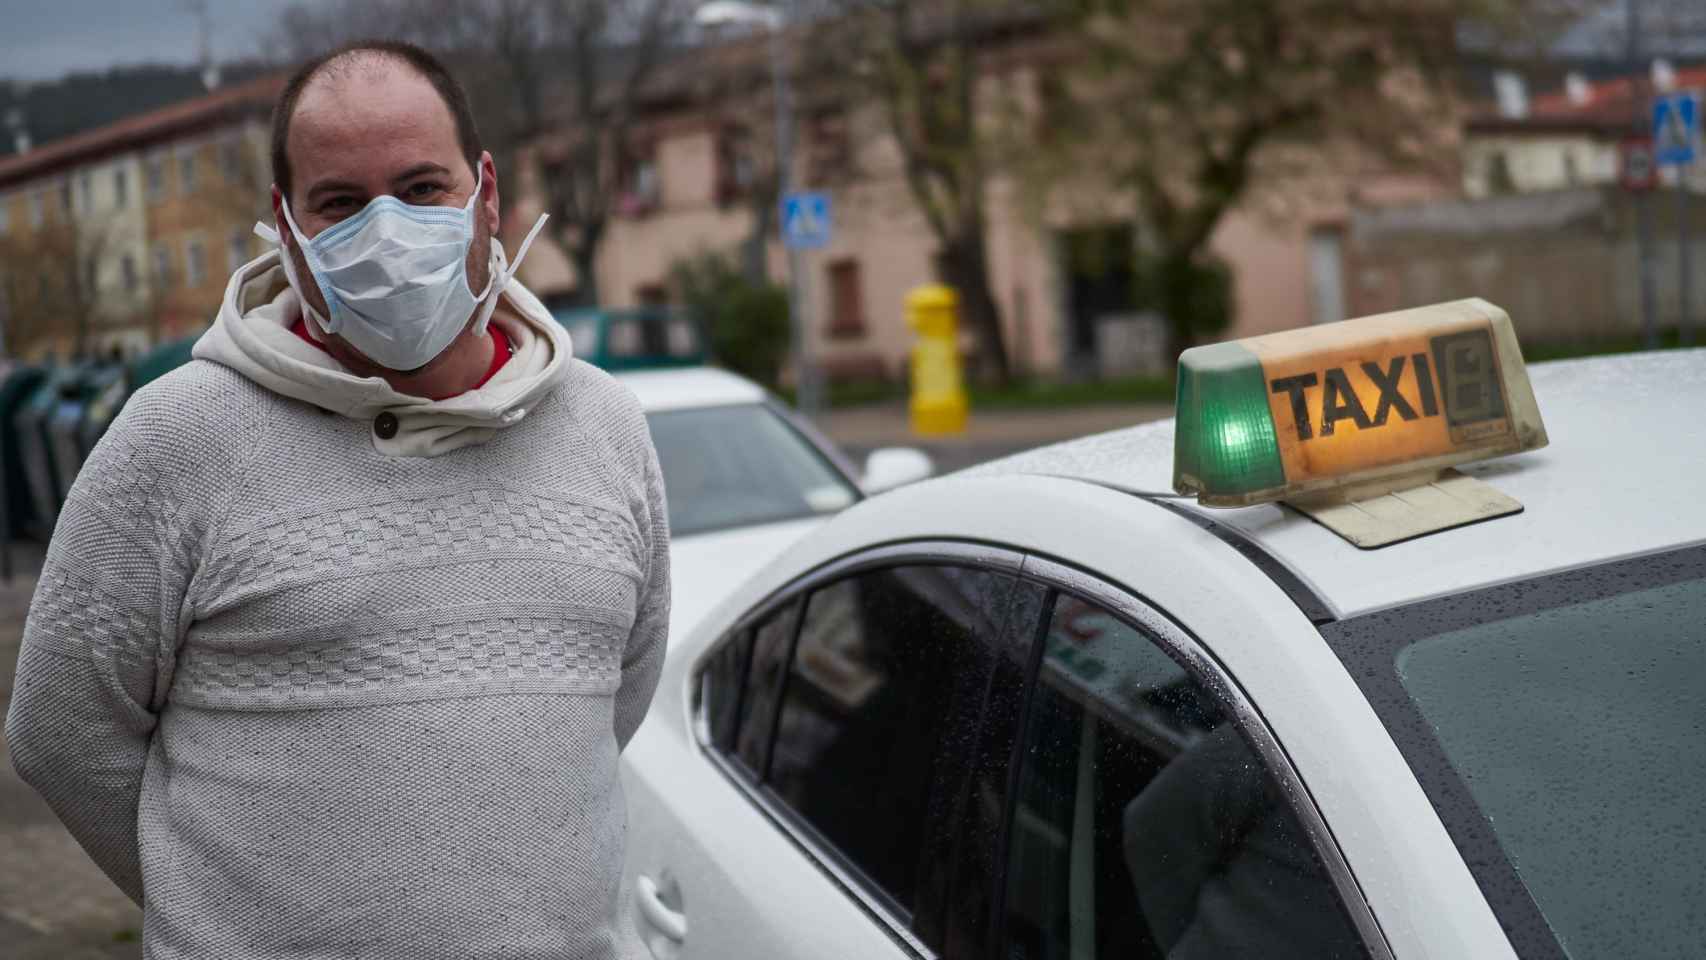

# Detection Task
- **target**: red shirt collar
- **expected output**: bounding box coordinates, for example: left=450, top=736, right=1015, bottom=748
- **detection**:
left=289, top=316, right=512, bottom=400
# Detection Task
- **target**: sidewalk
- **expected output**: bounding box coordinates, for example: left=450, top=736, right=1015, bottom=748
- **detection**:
left=0, top=548, right=144, bottom=959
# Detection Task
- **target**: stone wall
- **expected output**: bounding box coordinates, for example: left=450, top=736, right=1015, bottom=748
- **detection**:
left=1347, top=185, right=1706, bottom=343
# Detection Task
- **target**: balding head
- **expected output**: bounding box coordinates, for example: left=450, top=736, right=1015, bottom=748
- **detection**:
left=264, top=40, right=503, bottom=379
left=270, top=41, right=481, bottom=206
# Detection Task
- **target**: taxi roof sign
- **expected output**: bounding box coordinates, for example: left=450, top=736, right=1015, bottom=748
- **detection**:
left=1173, top=299, right=1548, bottom=545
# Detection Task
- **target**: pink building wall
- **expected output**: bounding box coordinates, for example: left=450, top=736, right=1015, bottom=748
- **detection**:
left=507, top=93, right=1452, bottom=380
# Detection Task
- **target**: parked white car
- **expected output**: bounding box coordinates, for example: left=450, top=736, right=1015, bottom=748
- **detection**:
left=615, top=305, right=1706, bottom=959
left=614, top=365, right=933, bottom=639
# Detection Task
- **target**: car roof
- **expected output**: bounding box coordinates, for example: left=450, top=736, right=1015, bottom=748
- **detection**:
left=968, top=348, right=1706, bottom=619
left=613, top=365, right=767, bottom=413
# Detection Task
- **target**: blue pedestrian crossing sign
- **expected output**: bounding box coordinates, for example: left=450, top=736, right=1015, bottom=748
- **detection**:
left=1652, top=92, right=1699, bottom=167
left=781, top=191, right=833, bottom=249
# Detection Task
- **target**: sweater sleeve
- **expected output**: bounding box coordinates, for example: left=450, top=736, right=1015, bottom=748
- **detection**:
left=4, top=380, right=226, bottom=904
left=614, top=427, right=670, bottom=751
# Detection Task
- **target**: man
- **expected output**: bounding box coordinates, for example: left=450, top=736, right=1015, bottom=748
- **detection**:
left=6, top=41, right=668, bottom=958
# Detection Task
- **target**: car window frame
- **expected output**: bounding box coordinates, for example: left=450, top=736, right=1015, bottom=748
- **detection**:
left=691, top=540, right=1029, bottom=960
left=1007, top=554, right=1396, bottom=960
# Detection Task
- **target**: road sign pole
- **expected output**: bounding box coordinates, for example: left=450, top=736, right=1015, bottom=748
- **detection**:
left=0, top=310, right=10, bottom=584
left=1639, top=190, right=1659, bottom=349
left=768, top=5, right=820, bottom=419
left=1681, top=181, right=1694, bottom=347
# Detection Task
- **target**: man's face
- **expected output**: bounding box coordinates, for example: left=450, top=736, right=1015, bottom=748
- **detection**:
left=272, top=61, right=500, bottom=371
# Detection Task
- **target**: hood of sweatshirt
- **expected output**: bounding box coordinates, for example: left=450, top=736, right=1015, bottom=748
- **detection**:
left=194, top=248, right=571, bottom=457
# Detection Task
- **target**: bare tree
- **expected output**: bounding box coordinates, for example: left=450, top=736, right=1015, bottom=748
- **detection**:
left=1034, top=0, right=1569, bottom=362
left=687, top=37, right=784, bottom=285
left=269, top=0, right=691, bottom=307
left=807, top=0, right=1042, bottom=384
left=0, top=192, right=129, bottom=359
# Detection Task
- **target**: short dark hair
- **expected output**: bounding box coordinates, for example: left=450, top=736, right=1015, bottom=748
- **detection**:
left=270, top=40, right=482, bottom=202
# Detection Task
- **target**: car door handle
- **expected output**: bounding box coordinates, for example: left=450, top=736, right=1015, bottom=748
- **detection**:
left=636, top=874, right=687, bottom=944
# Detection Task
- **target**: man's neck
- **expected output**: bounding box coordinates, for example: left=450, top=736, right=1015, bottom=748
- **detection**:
left=321, top=303, right=515, bottom=399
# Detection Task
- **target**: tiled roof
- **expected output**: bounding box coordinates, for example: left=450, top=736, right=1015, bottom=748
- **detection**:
left=1468, top=66, right=1706, bottom=134
left=0, top=73, right=285, bottom=190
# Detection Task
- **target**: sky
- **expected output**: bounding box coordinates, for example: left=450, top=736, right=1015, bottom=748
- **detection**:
left=1, top=0, right=303, bottom=83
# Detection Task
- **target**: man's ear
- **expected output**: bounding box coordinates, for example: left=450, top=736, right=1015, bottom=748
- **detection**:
left=478, top=151, right=500, bottom=235
left=270, top=184, right=292, bottom=248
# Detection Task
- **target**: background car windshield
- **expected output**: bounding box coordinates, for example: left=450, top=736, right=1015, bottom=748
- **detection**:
left=646, top=404, right=859, bottom=537
left=1326, top=547, right=1706, bottom=960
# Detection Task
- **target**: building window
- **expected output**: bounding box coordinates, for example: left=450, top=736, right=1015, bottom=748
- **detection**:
left=715, top=125, right=757, bottom=208
left=145, top=153, right=167, bottom=201
left=29, top=192, right=44, bottom=228
left=185, top=238, right=207, bottom=287
left=78, top=172, right=94, bottom=214
left=152, top=243, right=173, bottom=288
left=827, top=258, right=866, bottom=338
left=228, top=227, right=250, bottom=272
left=618, top=142, right=661, bottom=217
left=0, top=198, right=8, bottom=235
left=121, top=254, right=139, bottom=294
left=806, top=104, right=852, bottom=184
left=59, top=182, right=73, bottom=216
left=1487, top=152, right=1516, bottom=194
left=178, top=150, right=198, bottom=194
left=113, top=169, right=129, bottom=208
left=220, top=138, right=244, bottom=184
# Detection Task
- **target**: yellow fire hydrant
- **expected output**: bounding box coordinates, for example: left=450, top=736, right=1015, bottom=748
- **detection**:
left=905, top=284, right=969, bottom=436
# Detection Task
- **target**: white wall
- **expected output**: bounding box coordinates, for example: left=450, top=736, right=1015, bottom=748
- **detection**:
left=1463, top=135, right=1620, bottom=197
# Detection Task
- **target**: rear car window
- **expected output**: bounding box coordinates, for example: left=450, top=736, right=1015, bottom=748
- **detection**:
left=1323, top=544, right=1706, bottom=960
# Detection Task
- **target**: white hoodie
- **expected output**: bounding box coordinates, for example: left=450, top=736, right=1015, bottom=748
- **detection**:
left=12, top=239, right=667, bottom=960
left=194, top=247, right=572, bottom=457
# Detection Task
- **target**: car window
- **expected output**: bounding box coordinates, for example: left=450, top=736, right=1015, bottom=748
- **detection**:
left=936, top=577, right=1048, bottom=957
left=646, top=404, right=858, bottom=537
left=733, top=600, right=801, bottom=776
left=1002, top=593, right=1367, bottom=960
left=752, top=563, right=1034, bottom=945
left=1323, top=545, right=1706, bottom=960
left=702, top=625, right=752, bottom=752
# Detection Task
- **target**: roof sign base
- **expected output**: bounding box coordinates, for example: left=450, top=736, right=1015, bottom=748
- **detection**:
left=1288, top=468, right=1522, bottom=549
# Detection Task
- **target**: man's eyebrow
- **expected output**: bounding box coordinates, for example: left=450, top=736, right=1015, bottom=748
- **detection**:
left=305, top=178, right=365, bottom=204
left=391, top=163, right=453, bottom=186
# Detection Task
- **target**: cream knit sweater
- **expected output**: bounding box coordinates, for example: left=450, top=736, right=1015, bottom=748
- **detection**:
left=5, top=253, right=669, bottom=959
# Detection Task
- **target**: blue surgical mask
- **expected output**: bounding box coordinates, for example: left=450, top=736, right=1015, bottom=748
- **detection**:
left=257, top=170, right=546, bottom=371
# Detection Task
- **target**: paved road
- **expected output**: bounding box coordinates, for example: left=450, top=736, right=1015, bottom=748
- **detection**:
left=0, top=401, right=1169, bottom=956
left=823, top=401, right=1172, bottom=474
left=0, top=545, right=144, bottom=959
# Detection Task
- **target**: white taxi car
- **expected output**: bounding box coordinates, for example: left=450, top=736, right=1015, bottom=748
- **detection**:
left=618, top=300, right=1706, bottom=960
left=615, top=366, right=932, bottom=636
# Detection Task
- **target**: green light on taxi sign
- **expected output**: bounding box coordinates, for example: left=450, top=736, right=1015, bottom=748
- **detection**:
left=1172, top=342, right=1287, bottom=499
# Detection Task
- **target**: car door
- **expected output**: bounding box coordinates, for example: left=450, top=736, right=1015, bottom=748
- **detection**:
left=983, top=556, right=1390, bottom=960
left=621, top=544, right=1046, bottom=960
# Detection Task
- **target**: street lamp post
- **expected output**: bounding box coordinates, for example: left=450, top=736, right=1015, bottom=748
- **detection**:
left=695, top=0, right=819, bottom=418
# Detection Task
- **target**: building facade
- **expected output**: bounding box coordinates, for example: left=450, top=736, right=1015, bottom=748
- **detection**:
left=0, top=75, right=280, bottom=362
left=508, top=40, right=1453, bottom=383
left=1462, top=65, right=1706, bottom=198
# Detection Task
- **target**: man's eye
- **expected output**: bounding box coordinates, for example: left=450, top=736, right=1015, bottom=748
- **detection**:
left=403, top=182, right=445, bottom=202
left=321, top=196, right=357, bottom=215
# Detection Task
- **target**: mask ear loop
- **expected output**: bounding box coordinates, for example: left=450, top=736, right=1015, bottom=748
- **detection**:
left=255, top=211, right=338, bottom=337
left=472, top=213, right=550, bottom=336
